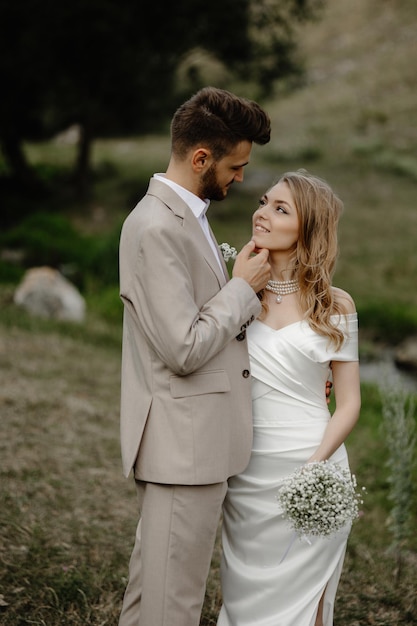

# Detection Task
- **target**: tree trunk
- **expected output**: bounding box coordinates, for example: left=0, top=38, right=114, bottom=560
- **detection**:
left=1, top=133, right=37, bottom=187
left=74, top=122, right=92, bottom=199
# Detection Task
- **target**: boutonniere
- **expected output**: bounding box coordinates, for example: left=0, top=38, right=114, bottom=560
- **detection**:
left=220, top=242, right=238, bottom=262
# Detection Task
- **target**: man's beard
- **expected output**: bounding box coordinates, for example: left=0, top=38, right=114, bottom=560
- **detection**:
left=198, top=163, right=229, bottom=201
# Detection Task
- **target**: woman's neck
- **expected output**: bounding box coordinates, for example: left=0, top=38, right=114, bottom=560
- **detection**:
left=269, top=260, right=295, bottom=282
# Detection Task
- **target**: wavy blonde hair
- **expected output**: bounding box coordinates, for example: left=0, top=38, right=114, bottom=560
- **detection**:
left=260, top=170, right=348, bottom=350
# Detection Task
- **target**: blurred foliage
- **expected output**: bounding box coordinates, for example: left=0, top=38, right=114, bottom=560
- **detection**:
left=0, top=0, right=323, bottom=195
left=0, top=211, right=122, bottom=291
left=381, top=387, right=416, bottom=580
left=1, top=213, right=87, bottom=268
left=357, top=303, right=417, bottom=345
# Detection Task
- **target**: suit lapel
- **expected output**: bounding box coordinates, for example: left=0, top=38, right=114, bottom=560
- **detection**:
left=184, top=211, right=228, bottom=287
left=147, top=178, right=228, bottom=287
left=207, top=223, right=230, bottom=283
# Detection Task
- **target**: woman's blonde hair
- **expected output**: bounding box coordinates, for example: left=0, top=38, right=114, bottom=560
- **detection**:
left=260, top=170, right=348, bottom=350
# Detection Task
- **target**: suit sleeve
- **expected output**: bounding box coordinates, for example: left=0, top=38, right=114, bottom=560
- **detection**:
left=120, top=217, right=261, bottom=376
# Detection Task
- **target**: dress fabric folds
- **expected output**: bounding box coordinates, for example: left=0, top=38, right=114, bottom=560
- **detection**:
left=218, top=314, right=359, bottom=626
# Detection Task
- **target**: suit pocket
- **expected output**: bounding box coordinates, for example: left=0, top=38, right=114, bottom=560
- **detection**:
left=169, top=369, right=231, bottom=398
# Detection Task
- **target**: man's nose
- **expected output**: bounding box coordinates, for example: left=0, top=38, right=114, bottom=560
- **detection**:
left=234, top=168, right=244, bottom=182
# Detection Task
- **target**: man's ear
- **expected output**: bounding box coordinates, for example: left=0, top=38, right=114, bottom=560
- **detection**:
left=191, top=148, right=212, bottom=172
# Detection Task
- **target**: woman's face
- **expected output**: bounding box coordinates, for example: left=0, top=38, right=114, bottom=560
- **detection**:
left=252, top=181, right=300, bottom=253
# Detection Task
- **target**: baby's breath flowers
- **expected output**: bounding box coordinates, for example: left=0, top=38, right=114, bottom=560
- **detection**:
left=277, top=461, right=365, bottom=538
left=220, top=242, right=238, bottom=262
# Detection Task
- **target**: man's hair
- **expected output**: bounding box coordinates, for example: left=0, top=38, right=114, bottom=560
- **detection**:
left=171, top=86, right=271, bottom=160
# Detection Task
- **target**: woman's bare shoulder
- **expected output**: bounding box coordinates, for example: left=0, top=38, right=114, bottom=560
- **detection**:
left=331, top=286, right=356, bottom=314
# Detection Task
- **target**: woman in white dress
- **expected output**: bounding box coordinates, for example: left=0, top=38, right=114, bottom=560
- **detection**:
left=218, top=171, right=361, bottom=626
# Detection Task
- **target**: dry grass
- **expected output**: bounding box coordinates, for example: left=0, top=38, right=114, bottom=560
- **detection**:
left=0, top=305, right=416, bottom=625
left=0, top=312, right=137, bottom=624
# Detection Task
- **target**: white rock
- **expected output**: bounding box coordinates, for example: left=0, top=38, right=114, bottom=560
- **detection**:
left=394, top=336, right=417, bottom=372
left=14, top=267, right=86, bottom=323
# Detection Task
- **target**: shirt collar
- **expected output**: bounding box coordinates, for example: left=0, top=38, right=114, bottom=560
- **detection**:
left=153, top=173, right=210, bottom=219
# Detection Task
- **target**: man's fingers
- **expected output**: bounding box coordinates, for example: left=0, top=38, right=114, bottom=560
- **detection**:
left=241, top=240, right=256, bottom=256
left=255, top=248, right=269, bottom=260
left=240, top=240, right=269, bottom=259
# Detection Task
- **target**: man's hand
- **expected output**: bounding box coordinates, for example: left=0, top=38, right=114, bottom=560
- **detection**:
left=326, top=379, right=333, bottom=404
left=232, top=240, right=270, bottom=293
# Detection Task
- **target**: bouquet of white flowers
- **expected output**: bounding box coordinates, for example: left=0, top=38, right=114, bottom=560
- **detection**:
left=220, top=242, right=238, bottom=262
left=276, top=461, right=364, bottom=539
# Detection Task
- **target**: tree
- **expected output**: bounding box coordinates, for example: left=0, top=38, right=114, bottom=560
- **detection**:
left=0, top=1, right=52, bottom=187
left=0, top=0, right=323, bottom=196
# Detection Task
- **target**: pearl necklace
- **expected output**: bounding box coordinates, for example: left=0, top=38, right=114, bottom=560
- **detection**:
left=265, top=279, right=299, bottom=303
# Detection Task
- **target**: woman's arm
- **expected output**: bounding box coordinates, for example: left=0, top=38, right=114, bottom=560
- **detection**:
left=308, top=288, right=360, bottom=462
left=307, top=359, right=361, bottom=463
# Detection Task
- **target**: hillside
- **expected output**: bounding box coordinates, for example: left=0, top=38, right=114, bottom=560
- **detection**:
left=267, top=0, right=417, bottom=157
left=243, top=0, right=417, bottom=312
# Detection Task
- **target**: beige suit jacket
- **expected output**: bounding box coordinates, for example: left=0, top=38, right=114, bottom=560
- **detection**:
left=119, top=178, right=261, bottom=483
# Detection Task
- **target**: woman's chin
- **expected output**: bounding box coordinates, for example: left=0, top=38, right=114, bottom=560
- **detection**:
left=252, top=235, right=266, bottom=251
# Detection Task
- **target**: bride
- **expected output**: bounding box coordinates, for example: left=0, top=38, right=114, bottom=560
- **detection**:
left=217, top=170, right=361, bottom=626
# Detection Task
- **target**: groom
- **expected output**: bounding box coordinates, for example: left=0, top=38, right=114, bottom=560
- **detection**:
left=118, top=86, right=271, bottom=626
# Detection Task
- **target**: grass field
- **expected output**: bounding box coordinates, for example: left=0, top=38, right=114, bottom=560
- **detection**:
left=0, top=297, right=416, bottom=625
left=1, top=0, right=417, bottom=623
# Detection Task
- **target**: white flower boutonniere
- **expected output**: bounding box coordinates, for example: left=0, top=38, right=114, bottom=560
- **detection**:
left=276, top=461, right=365, bottom=539
left=220, top=242, right=238, bottom=262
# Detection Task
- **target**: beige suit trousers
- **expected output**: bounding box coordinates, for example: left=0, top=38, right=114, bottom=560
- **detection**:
left=118, top=480, right=228, bottom=626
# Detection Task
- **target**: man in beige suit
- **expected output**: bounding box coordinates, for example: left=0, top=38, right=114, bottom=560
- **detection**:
left=118, top=87, right=271, bottom=626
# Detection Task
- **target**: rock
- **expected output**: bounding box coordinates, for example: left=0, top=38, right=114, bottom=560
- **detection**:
left=394, top=336, right=417, bottom=372
left=14, top=267, right=86, bottom=323
left=53, top=124, right=81, bottom=145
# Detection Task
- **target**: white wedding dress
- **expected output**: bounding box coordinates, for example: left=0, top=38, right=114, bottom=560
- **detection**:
left=218, top=313, right=359, bottom=626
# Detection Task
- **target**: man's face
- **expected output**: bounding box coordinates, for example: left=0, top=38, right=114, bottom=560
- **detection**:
left=198, top=140, right=252, bottom=201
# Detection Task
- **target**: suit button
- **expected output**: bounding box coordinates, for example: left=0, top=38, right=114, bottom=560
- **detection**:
left=236, top=332, right=246, bottom=341
left=242, top=369, right=250, bottom=378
